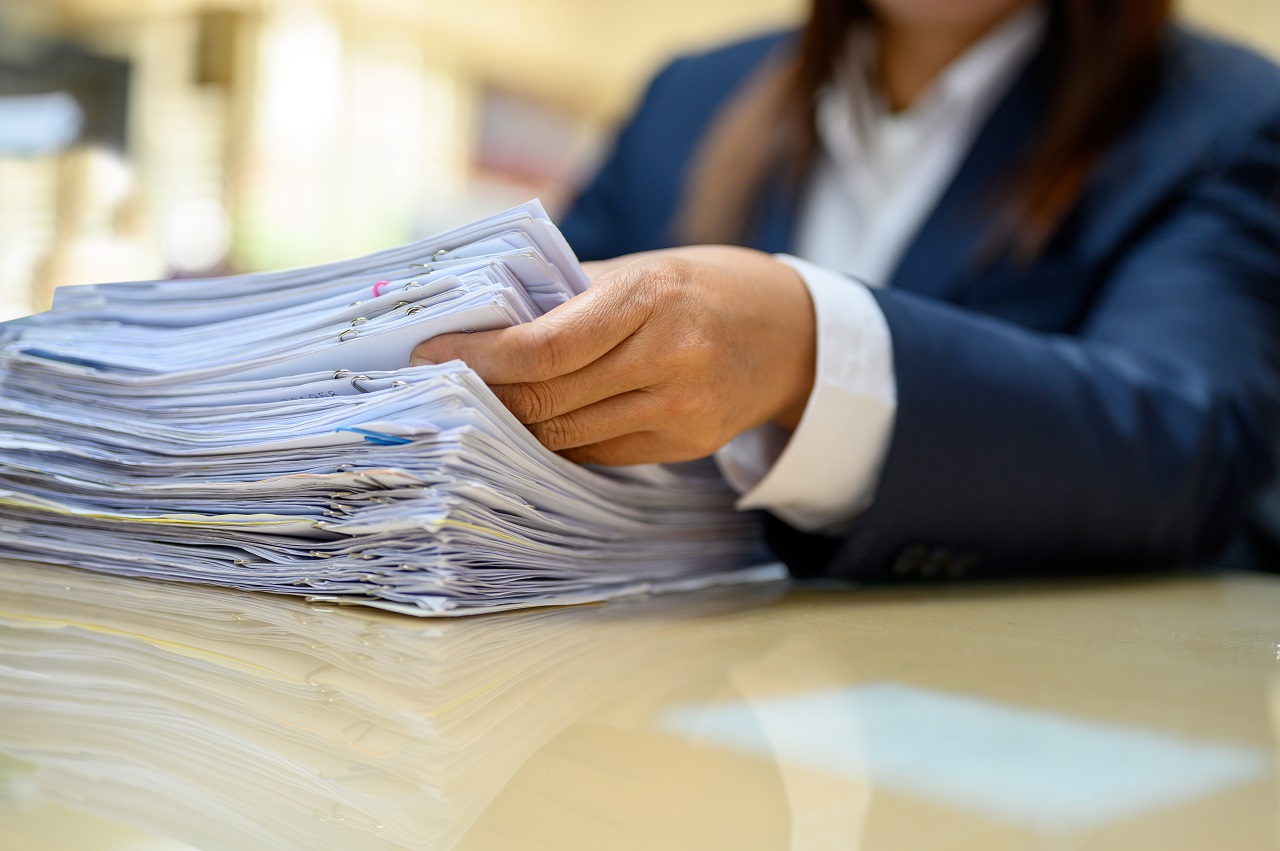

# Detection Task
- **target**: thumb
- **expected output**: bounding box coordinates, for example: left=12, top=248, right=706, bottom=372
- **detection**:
left=409, top=271, right=647, bottom=384
left=409, top=326, right=528, bottom=382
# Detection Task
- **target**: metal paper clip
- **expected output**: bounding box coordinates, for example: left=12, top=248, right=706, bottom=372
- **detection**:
left=350, top=375, right=373, bottom=393
left=338, top=328, right=360, bottom=342
left=356, top=472, right=391, bottom=489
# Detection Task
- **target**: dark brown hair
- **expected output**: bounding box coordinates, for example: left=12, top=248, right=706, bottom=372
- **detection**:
left=679, top=0, right=1172, bottom=259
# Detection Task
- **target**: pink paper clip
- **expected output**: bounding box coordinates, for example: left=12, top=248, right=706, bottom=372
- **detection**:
left=372, top=280, right=391, bottom=297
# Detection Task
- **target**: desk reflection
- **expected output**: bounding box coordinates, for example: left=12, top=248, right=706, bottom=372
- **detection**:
left=0, top=561, right=1277, bottom=850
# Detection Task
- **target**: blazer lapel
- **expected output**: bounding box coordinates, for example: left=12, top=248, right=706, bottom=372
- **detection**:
left=886, top=46, right=1053, bottom=301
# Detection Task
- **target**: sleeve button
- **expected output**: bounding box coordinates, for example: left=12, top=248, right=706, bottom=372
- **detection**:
left=921, top=547, right=953, bottom=578
left=893, top=544, right=929, bottom=576
left=948, top=550, right=979, bottom=578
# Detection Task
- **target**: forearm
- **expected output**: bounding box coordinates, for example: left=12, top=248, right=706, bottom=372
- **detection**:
left=776, top=286, right=1280, bottom=580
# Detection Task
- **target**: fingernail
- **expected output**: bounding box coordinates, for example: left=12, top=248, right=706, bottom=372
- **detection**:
left=410, top=356, right=435, bottom=367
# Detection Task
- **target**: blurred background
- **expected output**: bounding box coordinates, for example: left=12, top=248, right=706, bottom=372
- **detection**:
left=0, top=0, right=1276, bottom=321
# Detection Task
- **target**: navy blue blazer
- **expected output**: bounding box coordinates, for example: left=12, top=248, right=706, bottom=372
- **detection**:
left=559, top=27, right=1280, bottom=580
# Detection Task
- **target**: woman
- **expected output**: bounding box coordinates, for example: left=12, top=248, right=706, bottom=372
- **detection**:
left=412, top=0, right=1280, bottom=580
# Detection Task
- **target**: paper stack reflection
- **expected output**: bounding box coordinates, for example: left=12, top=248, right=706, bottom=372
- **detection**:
left=0, top=560, right=785, bottom=850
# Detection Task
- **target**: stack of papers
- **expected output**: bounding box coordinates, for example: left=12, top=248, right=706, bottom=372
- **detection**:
left=0, top=201, right=777, bottom=615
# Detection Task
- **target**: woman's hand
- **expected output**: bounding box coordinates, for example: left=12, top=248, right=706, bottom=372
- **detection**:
left=409, top=245, right=816, bottom=465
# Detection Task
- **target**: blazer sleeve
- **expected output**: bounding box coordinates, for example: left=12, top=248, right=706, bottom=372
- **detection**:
left=769, top=109, right=1280, bottom=580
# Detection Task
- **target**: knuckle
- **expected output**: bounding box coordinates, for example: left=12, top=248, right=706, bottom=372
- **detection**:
left=643, top=256, right=690, bottom=284
left=656, top=384, right=712, bottom=422
left=666, top=315, right=720, bottom=371
left=684, top=392, right=717, bottom=422
left=649, top=388, right=685, bottom=419
left=628, top=257, right=691, bottom=308
left=522, top=322, right=571, bottom=379
left=502, top=381, right=557, bottom=424
left=529, top=414, right=584, bottom=452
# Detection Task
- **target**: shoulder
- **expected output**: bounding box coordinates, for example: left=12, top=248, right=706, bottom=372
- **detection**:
left=1152, top=27, right=1280, bottom=138
left=1074, top=27, right=1280, bottom=254
left=1164, top=27, right=1280, bottom=94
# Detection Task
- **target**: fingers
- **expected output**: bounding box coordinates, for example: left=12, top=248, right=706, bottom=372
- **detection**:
left=526, top=389, right=662, bottom=451
left=489, top=336, right=653, bottom=424
left=410, top=271, right=652, bottom=384
left=527, top=389, right=723, bottom=466
left=558, top=432, right=712, bottom=467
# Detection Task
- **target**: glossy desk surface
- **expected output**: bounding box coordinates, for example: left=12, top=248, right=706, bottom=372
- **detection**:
left=0, top=560, right=1276, bottom=850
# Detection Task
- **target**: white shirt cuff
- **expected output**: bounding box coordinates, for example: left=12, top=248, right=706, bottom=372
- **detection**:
left=714, top=254, right=897, bottom=532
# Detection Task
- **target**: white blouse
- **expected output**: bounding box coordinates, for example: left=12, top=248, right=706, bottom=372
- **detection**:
left=714, top=4, right=1048, bottom=531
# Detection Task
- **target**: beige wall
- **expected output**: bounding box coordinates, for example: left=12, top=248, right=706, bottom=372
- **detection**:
left=36, top=0, right=808, bottom=274
left=1, top=0, right=1276, bottom=315
left=56, top=0, right=805, bottom=122
left=1180, top=0, right=1280, bottom=59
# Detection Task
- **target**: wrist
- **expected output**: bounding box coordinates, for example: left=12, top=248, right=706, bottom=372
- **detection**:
left=774, top=386, right=810, bottom=431
left=770, top=257, right=816, bottom=432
